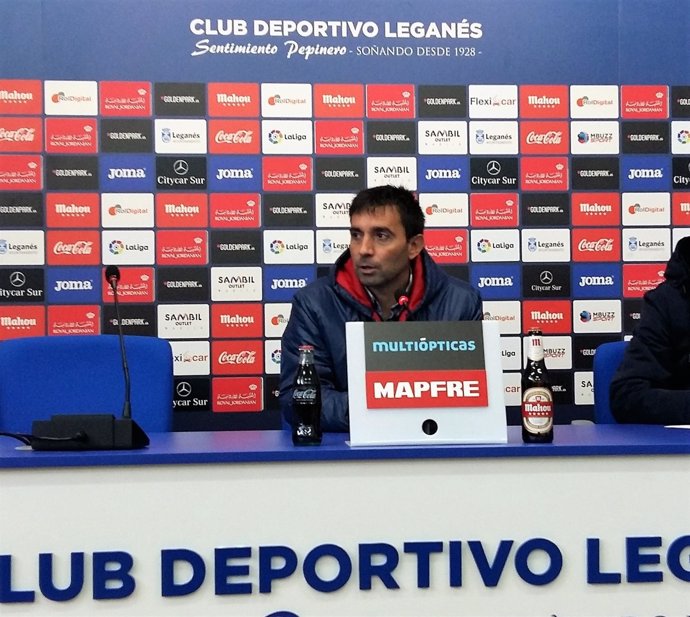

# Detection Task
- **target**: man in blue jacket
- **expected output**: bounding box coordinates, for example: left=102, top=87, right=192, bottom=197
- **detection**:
left=279, top=185, right=483, bottom=432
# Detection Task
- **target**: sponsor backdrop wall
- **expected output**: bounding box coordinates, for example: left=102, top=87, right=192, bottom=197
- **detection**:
left=1, top=0, right=689, bottom=430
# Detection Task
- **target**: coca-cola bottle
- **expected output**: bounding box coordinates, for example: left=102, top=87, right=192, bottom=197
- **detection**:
left=521, top=328, right=554, bottom=443
left=291, top=345, right=322, bottom=446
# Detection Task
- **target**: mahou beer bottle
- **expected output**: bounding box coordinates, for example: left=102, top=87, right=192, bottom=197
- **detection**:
left=521, top=328, right=554, bottom=443
left=292, top=345, right=322, bottom=446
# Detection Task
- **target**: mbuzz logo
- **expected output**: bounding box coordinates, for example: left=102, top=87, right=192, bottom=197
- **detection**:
left=211, top=266, right=262, bottom=302
left=519, top=85, right=569, bottom=119
left=573, top=299, right=622, bottom=334
left=264, top=302, right=292, bottom=338
left=154, top=119, right=207, bottom=154
left=571, top=228, right=621, bottom=263
left=571, top=263, right=620, bottom=299
left=671, top=121, right=690, bottom=154
left=315, top=193, right=354, bottom=228
left=210, top=192, right=260, bottom=229
left=316, top=229, right=350, bottom=264
left=367, top=156, right=417, bottom=190
left=531, top=335, right=572, bottom=371
left=263, top=265, right=315, bottom=301
left=366, top=121, right=416, bottom=155
left=569, top=85, right=619, bottom=119
left=469, top=192, right=519, bottom=228
left=620, top=85, right=668, bottom=119
left=211, top=303, right=263, bottom=339
left=470, top=264, right=521, bottom=300
left=44, top=80, right=98, bottom=116
left=468, top=121, right=518, bottom=155
left=481, top=300, right=521, bottom=335
left=261, top=120, right=313, bottom=155
left=263, top=229, right=314, bottom=265
left=47, top=305, right=100, bottom=336
left=519, top=121, right=569, bottom=155
left=261, top=83, right=312, bottom=118
left=208, top=82, right=260, bottom=117
left=571, top=192, right=620, bottom=227
left=469, top=229, right=520, bottom=263
left=522, top=299, right=572, bottom=334
left=170, top=340, right=210, bottom=376
left=621, top=192, right=671, bottom=226
left=366, top=84, right=415, bottom=119
left=101, top=230, right=155, bottom=265
left=313, top=84, right=364, bottom=118
left=101, top=192, right=154, bottom=228
left=263, top=156, right=312, bottom=192
left=520, top=228, right=570, bottom=263
left=99, top=154, right=154, bottom=191
left=44, top=118, right=96, bottom=154
left=100, top=119, right=153, bottom=154
left=570, top=121, right=619, bottom=155
left=417, top=120, right=468, bottom=155
left=468, top=84, right=518, bottom=119
left=314, top=120, right=364, bottom=155
left=99, top=81, right=151, bottom=117
left=623, top=263, right=665, bottom=298
left=418, top=85, right=467, bottom=118
left=0, top=79, right=42, bottom=115
left=46, top=266, right=102, bottom=304
left=418, top=193, right=469, bottom=227
left=622, top=121, right=669, bottom=154
left=621, top=155, right=670, bottom=191
left=0, top=191, right=43, bottom=227
left=622, top=228, right=671, bottom=262
left=417, top=156, right=467, bottom=192
left=208, top=155, right=260, bottom=191
left=157, top=303, right=210, bottom=340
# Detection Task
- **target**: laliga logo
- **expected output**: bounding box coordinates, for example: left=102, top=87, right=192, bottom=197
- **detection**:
left=677, top=130, right=690, bottom=145
left=268, top=129, right=283, bottom=144
left=270, top=239, right=285, bottom=254
left=476, top=238, right=492, bottom=253
left=271, top=349, right=281, bottom=364
left=109, top=240, right=125, bottom=255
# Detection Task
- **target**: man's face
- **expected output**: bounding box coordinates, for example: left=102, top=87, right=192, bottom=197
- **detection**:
left=349, top=205, right=423, bottom=294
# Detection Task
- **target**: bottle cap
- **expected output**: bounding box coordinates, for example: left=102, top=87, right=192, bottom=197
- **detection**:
left=298, top=344, right=314, bottom=351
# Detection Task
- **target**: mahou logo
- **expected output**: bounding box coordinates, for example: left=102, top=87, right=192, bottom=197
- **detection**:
left=519, top=85, right=569, bottom=118
left=0, top=305, right=45, bottom=339
left=313, top=84, right=364, bottom=118
left=572, top=229, right=621, bottom=262
left=0, top=80, right=42, bottom=115
left=208, top=83, right=260, bottom=117
left=208, top=119, right=260, bottom=154
left=155, top=192, right=208, bottom=228
left=520, top=121, right=568, bottom=154
left=522, top=300, right=571, bottom=334
left=672, top=192, right=690, bottom=225
left=46, top=231, right=100, bottom=265
left=211, top=303, right=262, bottom=338
left=0, top=117, right=42, bottom=153
left=212, top=340, right=263, bottom=375
left=571, top=192, right=620, bottom=226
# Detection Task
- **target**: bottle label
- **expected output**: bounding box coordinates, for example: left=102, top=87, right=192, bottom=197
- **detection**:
left=296, top=423, right=316, bottom=438
left=293, top=388, right=317, bottom=402
left=521, top=387, right=553, bottom=433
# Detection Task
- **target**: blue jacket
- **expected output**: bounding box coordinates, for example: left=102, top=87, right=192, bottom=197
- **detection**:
left=279, top=249, right=483, bottom=431
left=610, top=236, right=690, bottom=424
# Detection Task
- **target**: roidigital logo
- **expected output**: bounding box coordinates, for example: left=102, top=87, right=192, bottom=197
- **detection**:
left=44, top=80, right=98, bottom=116
left=261, top=83, right=312, bottom=118
left=419, top=193, right=468, bottom=227
left=569, top=85, right=618, bottom=119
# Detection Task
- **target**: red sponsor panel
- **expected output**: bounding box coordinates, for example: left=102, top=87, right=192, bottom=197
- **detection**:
left=522, top=300, right=571, bottom=334
left=519, top=85, right=569, bottom=118
left=102, top=267, right=154, bottom=303
left=519, top=121, right=569, bottom=155
left=48, top=305, right=100, bottom=335
left=208, top=119, right=260, bottom=154
left=672, top=192, right=690, bottom=226
left=210, top=193, right=261, bottom=228
left=424, top=229, right=468, bottom=264
left=212, top=376, right=263, bottom=413
left=571, top=192, right=620, bottom=226
left=44, top=118, right=98, bottom=153
left=314, top=120, right=364, bottom=155
left=99, top=81, right=152, bottom=117
left=366, top=84, right=415, bottom=118
left=155, top=192, right=208, bottom=228
left=0, top=305, right=45, bottom=340
left=157, top=230, right=208, bottom=265
left=0, top=80, right=43, bottom=115
left=262, top=157, right=312, bottom=192
left=521, top=156, right=568, bottom=191
left=211, top=303, right=263, bottom=338
left=212, top=339, right=264, bottom=375
left=46, top=230, right=100, bottom=265
left=470, top=193, right=519, bottom=228
left=46, top=192, right=100, bottom=228
left=365, top=369, right=488, bottom=409
left=0, top=155, right=42, bottom=191
left=620, top=85, right=668, bottom=119
left=623, top=263, right=666, bottom=298
left=0, top=117, right=42, bottom=153
left=313, top=84, right=365, bottom=118
left=208, top=83, right=260, bottom=117
left=571, top=228, right=621, bottom=262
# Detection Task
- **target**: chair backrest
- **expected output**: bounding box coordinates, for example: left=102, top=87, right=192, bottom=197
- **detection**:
left=592, top=340, right=628, bottom=424
left=0, top=335, right=174, bottom=434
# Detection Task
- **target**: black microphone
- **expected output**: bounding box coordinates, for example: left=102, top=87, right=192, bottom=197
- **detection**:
left=105, top=266, right=131, bottom=418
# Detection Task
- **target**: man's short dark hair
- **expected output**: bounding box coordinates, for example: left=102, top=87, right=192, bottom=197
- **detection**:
left=349, top=185, right=425, bottom=239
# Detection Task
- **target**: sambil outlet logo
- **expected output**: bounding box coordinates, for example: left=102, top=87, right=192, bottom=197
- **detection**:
left=519, top=85, right=568, bottom=118
left=211, top=266, right=262, bottom=302
left=470, top=193, right=518, bottom=228
left=571, top=193, right=620, bottom=226
left=0, top=79, right=42, bottom=115
left=316, top=193, right=354, bottom=227
left=261, top=83, right=312, bottom=118
left=621, top=85, right=668, bottom=119
left=417, top=120, right=468, bottom=155
left=158, top=303, right=209, bottom=340
left=313, top=84, right=364, bottom=117
left=208, top=82, right=260, bottom=117
left=99, top=81, right=151, bottom=117
left=367, top=156, right=417, bottom=190
left=366, top=84, right=415, bottom=118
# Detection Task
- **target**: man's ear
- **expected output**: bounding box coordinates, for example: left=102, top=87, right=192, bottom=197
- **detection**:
left=407, top=234, right=424, bottom=259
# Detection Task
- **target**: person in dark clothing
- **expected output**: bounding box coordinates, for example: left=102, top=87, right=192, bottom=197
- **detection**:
left=610, top=236, right=690, bottom=424
left=279, top=185, right=483, bottom=432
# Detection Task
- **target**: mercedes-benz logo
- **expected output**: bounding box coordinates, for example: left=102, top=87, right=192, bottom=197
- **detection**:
left=173, top=159, right=189, bottom=175
left=176, top=381, right=192, bottom=397
left=487, top=160, right=501, bottom=176
left=540, top=271, right=554, bottom=285
left=9, top=271, right=26, bottom=287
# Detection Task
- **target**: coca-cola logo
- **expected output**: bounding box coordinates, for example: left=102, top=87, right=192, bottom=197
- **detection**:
left=218, top=350, right=256, bottom=365
left=525, top=130, right=562, bottom=144
left=293, top=388, right=317, bottom=401
left=0, top=128, right=35, bottom=142
left=577, top=239, right=614, bottom=252
left=215, top=130, right=253, bottom=144
left=53, top=241, right=93, bottom=255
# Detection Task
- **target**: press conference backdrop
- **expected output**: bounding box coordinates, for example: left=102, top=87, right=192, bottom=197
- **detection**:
left=0, top=0, right=689, bottom=431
